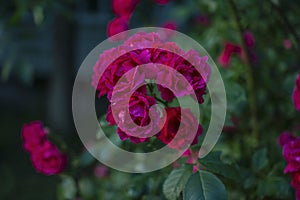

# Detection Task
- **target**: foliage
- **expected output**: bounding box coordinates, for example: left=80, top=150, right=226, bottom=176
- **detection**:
left=3, top=0, right=300, bottom=199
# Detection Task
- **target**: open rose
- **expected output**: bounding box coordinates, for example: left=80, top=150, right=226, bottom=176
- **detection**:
left=109, top=92, right=160, bottom=143
left=107, top=16, right=129, bottom=39
left=30, top=141, right=67, bottom=175
left=21, top=121, right=47, bottom=153
left=293, top=74, right=300, bottom=112
left=283, top=138, right=300, bottom=173
left=112, top=0, right=139, bottom=17
left=21, top=121, right=67, bottom=175
left=156, top=107, right=203, bottom=149
left=278, top=132, right=296, bottom=147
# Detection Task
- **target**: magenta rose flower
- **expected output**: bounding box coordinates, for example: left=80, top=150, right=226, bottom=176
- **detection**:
left=93, top=32, right=210, bottom=103
left=163, top=22, right=177, bottom=30
left=291, top=172, right=300, bottom=190
left=22, top=121, right=67, bottom=175
left=107, top=16, right=129, bottom=39
left=30, top=141, right=67, bottom=175
left=21, top=121, right=47, bottom=153
left=112, top=0, right=139, bottom=17
left=92, top=32, right=210, bottom=145
left=293, top=74, right=300, bottom=112
left=283, top=39, right=292, bottom=50
left=218, top=42, right=242, bottom=67
left=94, top=164, right=109, bottom=178
left=243, top=31, right=255, bottom=48
left=283, top=139, right=300, bottom=173
left=156, top=107, right=203, bottom=149
left=93, top=47, right=137, bottom=99
left=109, top=92, right=159, bottom=143
left=278, top=131, right=296, bottom=146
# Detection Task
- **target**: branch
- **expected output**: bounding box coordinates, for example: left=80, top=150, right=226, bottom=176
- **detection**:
left=227, top=0, right=259, bottom=142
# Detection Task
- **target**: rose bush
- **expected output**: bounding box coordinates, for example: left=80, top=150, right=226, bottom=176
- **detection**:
left=14, top=0, right=300, bottom=199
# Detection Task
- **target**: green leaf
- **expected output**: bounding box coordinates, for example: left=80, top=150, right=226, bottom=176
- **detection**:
left=199, top=151, right=240, bottom=180
left=251, top=148, right=269, bottom=172
left=79, top=150, right=94, bottom=167
left=79, top=178, right=96, bottom=199
left=57, top=176, right=76, bottom=200
left=183, top=171, right=227, bottom=200
left=257, top=177, right=291, bottom=198
left=224, top=80, right=247, bottom=114
left=163, top=166, right=192, bottom=200
left=33, top=6, right=44, bottom=25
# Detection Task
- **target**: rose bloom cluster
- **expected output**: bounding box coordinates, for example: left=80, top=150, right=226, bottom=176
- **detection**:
left=92, top=32, right=210, bottom=150
left=277, top=74, right=300, bottom=199
left=293, top=74, right=300, bottom=112
left=21, top=121, right=67, bottom=175
left=279, top=132, right=300, bottom=199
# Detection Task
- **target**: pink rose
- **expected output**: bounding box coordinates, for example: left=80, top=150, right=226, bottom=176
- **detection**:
left=107, top=16, right=129, bottom=40
left=21, top=121, right=47, bottom=153
left=111, top=92, right=159, bottom=143
left=163, top=22, right=177, bottom=30
left=156, top=107, right=203, bottom=149
left=283, top=139, right=300, bottom=173
left=94, top=164, right=109, bottom=178
left=243, top=31, right=255, bottom=48
left=293, top=74, right=300, bottom=112
left=112, top=0, right=139, bottom=17
left=278, top=131, right=296, bottom=147
left=30, top=141, right=67, bottom=175
left=218, top=42, right=242, bottom=67
left=162, top=21, right=177, bottom=38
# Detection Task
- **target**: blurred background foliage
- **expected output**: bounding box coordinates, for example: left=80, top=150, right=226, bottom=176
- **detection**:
left=0, top=0, right=300, bottom=199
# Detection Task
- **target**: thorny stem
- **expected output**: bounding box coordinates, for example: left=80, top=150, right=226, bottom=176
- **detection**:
left=227, top=0, right=259, bottom=142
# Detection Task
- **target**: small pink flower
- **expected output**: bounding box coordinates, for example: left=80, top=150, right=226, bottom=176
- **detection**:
left=283, top=39, right=292, bottom=50
left=243, top=31, right=255, bottom=48
left=163, top=21, right=177, bottom=30
left=293, top=74, right=300, bottom=112
left=107, top=16, right=129, bottom=40
left=182, top=149, right=199, bottom=164
left=218, top=42, right=242, bottom=67
left=94, top=164, right=109, bottom=178
left=194, top=15, right=210, bottom=26
left=155, top=0, right=169, bottom=5
left=112, top=0, right=139, bottom=17
left=21, top=121, right=47, bottom=153
left=162, top=21, right=177, bottom=38
left=283, top=139, right=300, bottom=173
left=30, top=141, right=67, bottom=175
left=192, top=163, right=200, bottom=173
